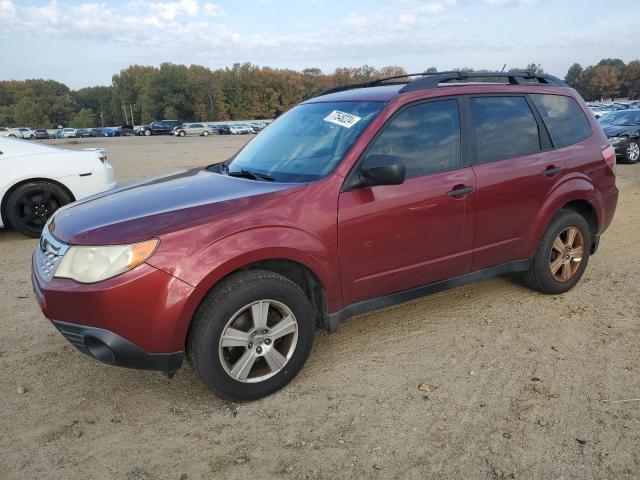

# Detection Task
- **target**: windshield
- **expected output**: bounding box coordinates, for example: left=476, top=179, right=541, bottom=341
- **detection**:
left=599, top=111, right=640, bottom=126
left=227, top=101, right=385, bottom=182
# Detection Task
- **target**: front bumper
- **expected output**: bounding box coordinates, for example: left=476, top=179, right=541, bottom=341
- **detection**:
left=32, top=254, right=194, bottom=373
left=54, top=320, right=183, bottom=372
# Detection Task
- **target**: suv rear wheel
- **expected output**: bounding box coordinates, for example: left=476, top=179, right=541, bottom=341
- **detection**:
left=187, top=270, right=315, bottom=400
left=523, top=210, right=591, bottom=294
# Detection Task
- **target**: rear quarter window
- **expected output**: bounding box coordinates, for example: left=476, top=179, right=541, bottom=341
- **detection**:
left=531, top=94, right=592, bottom=148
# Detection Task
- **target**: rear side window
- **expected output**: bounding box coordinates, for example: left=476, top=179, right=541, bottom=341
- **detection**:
left=366, top=99, right=461, bottom=178
left=469, top=96, right=541, bottom=164
left=531, top=94, right=591, bottom=148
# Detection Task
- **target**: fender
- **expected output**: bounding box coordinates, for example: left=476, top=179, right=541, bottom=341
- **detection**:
left=168, top=225, right=341, bottom=348
left=524, top=172, right=602, bottom=258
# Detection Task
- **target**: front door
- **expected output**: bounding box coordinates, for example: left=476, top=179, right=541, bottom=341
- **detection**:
left=338, top=98, right=476, bottom=305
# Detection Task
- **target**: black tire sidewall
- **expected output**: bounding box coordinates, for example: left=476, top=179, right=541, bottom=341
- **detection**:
left=189, top=272, right=315, bottom=400
left=532, top=211, right=591, bottom=294
left=6, top=182, right=72, bottom=237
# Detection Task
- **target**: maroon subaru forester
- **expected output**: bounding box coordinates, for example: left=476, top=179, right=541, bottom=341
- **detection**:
left=32, top=72, right=618, bottom=400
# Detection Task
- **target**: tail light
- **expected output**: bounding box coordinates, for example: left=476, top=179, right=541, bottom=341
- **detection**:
left=601, top=145, right=616, bottom=174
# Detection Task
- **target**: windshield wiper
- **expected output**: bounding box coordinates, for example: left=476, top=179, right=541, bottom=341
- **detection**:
left=227, top=168, right=275, bottom=182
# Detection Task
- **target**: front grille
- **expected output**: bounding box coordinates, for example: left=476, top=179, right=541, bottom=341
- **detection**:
left=35, top=228, right=68, bottom=282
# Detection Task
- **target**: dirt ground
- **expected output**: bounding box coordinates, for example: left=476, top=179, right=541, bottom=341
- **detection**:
left=1, top=135, right=639, bottom=480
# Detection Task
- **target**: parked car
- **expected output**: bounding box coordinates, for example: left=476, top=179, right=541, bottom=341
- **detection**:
left=77, top=128, right=94, bottom=138
left=115, top=124, right=136, bottom=136
left=230, top=124, right=252, bottom=134
left=172, top=123, right=214, bottom=137
left=139, top=120, right=183, bottom=136
left=598, top=110, right=640, bottom=164
left=34, top=129, right=50, bottom=140
left=60, top=128, right=78, bottom=138
left=0, top=137, right=116, bottom=237
left=97, top=128, right=117, bottom=137
left=216, top=125, right=231, bottom=135
left=31, top=72, right=617, bottom=401
left=0, top=127, right=23, bottom=138
left=17, top=128, right=36, bottom=140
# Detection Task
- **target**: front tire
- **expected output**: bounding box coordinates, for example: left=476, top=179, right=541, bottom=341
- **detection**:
left=187, top=270, right=315, bottom=400
left=523, top=210, right=591, bottom=294
left=6, top=181, right=72, bottom=237
left=203, top=130, right=209, bottom=136
left=179, top=130, right=186, bottom=137
left=144, top=129, right=151, bottom=136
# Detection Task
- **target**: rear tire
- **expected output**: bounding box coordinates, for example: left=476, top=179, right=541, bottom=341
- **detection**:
left=203, top=130, right=209, bottom=136
left=144, top=129, right=151, bottom=136
left=523, top=210, right=591, bottom=294
left=6, top=181, right=72, bottom=237
left=187, top=270, right=315, bottom=400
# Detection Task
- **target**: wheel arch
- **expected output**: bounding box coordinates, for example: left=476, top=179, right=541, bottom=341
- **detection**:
left=180, top=257, right=330, bottom=356
left=526, top=181, right=602, bottom=259
left=0, top=177, right=76, bottom=227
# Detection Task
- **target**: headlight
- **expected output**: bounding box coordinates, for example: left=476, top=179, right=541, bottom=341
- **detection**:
left=609, top=136, right=627, bottom=145
left=54, top=239, right=159, bottom=283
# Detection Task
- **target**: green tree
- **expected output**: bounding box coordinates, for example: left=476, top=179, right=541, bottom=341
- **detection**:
left=12, top=97, right=49, bottom=127
left=71, top=108, right=95, bottom=127
left=564, top=63, right=584, bottom=89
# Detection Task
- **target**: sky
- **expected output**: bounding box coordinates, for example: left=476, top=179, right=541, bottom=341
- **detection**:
left=1, top=0, right=639, bottom=89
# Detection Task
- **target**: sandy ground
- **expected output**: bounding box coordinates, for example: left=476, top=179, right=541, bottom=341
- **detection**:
left=1, top=135, right=639, bottom=480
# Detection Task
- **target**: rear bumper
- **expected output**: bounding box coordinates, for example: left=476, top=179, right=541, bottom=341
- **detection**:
left=54, top=320, right=183, bottom=372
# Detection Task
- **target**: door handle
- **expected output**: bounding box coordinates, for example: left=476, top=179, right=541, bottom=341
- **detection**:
left=446, top=186, right=474, bottom=197
left=542, top=166, right=562, bottom=176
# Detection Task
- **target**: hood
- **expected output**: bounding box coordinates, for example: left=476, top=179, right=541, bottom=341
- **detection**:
left=602, top=124, right=639, bottom=137
left=50, top=167, right=303, bottom=245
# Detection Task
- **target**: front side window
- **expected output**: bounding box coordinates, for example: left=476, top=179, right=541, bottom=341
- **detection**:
left=531, top=94, right=591, bottom=148
left=364, top=99, right=461, bottom=178
left=470, top=96, right=541, bottom=164
left=227, top=101, right=385, bottom=182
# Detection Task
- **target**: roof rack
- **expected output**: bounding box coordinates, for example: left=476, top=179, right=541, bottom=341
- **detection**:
left=315, top=71, right=567, bottom=97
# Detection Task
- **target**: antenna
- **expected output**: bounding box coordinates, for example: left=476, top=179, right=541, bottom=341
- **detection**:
left=501, top=64, right=507, bottom=72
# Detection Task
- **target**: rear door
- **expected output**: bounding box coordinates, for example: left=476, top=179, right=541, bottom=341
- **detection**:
left=338, top=98, right=476, bottom=305
left=468, top=95, right=566, bottom=269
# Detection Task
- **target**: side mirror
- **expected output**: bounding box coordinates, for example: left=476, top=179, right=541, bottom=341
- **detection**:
left=348, top=154, right=406, bottom=190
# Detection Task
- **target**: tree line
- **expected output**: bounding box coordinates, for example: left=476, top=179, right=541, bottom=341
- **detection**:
left=0, top=59, right=637, bottom=129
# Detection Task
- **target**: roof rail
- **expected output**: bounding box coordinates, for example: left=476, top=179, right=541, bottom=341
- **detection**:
left=313, top=72, right=429, bottom=97
left=399, top=71, right=567, bottom=93
left=314, top=71, right=567, bottom=98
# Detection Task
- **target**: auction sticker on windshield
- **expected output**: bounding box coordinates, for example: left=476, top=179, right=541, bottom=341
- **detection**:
left=324, top=110, right=362, bottom=128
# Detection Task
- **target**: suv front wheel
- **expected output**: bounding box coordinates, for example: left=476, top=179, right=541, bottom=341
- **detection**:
left=523, top=210, right=591, bottom=294
left=187, top=270, right=315, bottom=400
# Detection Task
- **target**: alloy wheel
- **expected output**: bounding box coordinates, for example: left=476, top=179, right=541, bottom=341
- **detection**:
left=627, top=142, right=639, bottom=162
left=549, top=226, right=584, bottom=282
left=15, top=189, right=62, bottom=235
left=218, top=299, right=298, bottom=383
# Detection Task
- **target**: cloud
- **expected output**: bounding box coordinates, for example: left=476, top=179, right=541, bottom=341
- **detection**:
left=0, top=0, right=15, bottom=19
left=203, top=2, right=224, bottom=16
